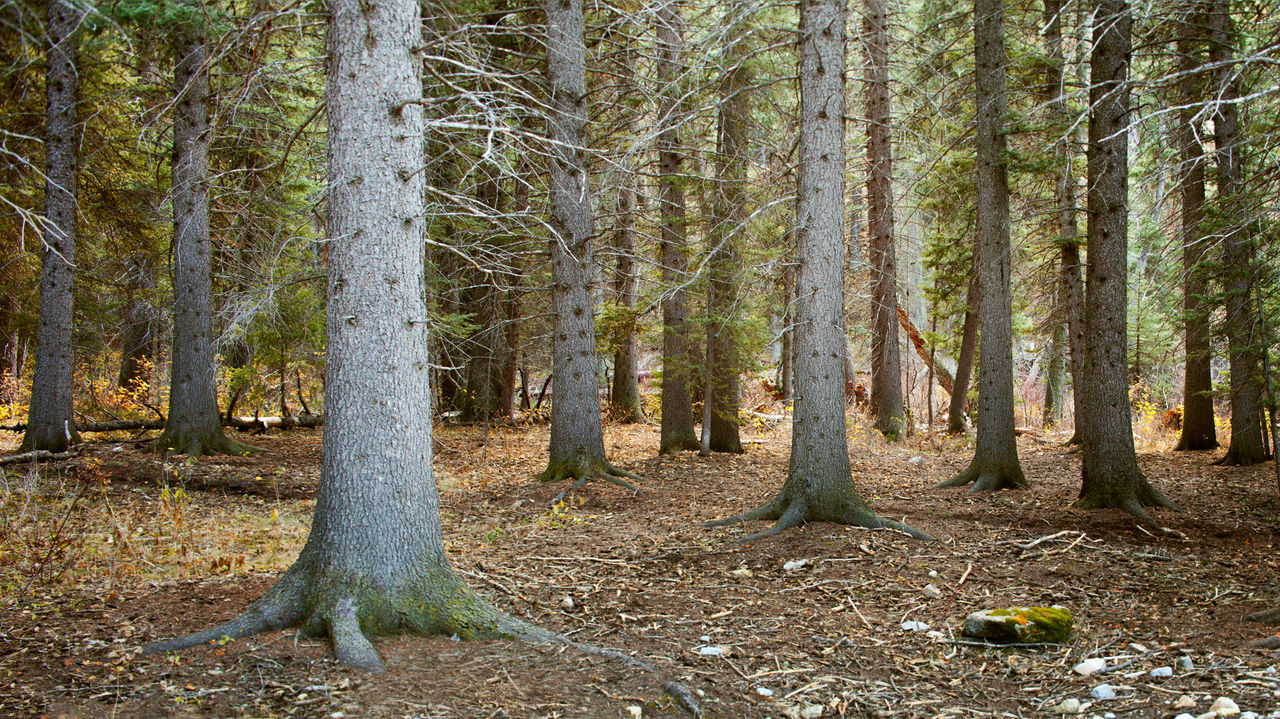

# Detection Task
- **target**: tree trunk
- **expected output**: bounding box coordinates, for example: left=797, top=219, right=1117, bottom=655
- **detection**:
left=707, top=0, right=929, bottom=542
left=655, top=0, right=700, bottom=454
left=156, top=19, right=248, bottom=457
left=1174, top=10, right=1218, bottom=451
left=947, top=268, right=978, bottom=434
left=938, top=0, right=1026, bottom=492
left=863, top=0, right=906, bottom=440
left=22, top=0, right=83, bottom=453
left=1043, top=308, right=1066, bottom=426
left=610, top=173, right=645, bottom=423
left=538, top=0, right=639, bottom=488
left=781, top=261, right=795, bottom=400
left=143, top=0, right=549, bottom=672
left=706, top=4, right=748, bottom=454
left=1075, top=0, right=1176, bottom=522
left=459, top=174, right=515, bottom=423
left=1211, top=0, right=1266, bottom=466
left=117, top=252, right=159, bottom=391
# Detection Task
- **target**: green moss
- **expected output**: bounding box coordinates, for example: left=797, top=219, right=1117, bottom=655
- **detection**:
left=961, top=606, right=1074, bottom=644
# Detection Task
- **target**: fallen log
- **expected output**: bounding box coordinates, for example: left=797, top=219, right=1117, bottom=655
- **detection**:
left=898, top=306, right=955, bottom=395
left=2, top=414, right=324, bottom=434
left=0, top=448, right=79, bottom=466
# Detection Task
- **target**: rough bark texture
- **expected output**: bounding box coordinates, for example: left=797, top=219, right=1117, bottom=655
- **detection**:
left=863, top=0, right=906, bottom=440
left=654, top=0, right=699, bottom=454
left=22, top=0, right=82, bottom=453
left=707, top=0, right=929, bottom=542
left=938, top=0, right=1026, bottom=492
left=539, top=0, right=638, bottom=488
left=1174, top=12, right=1218, bottom=451
left=117, top=252, right=159, bottom=391
left=947, top=269, right=978, bottom=434
left=1210, top=0, right=1266, bottom=466
left=1075, top=0, right=1176, bottom=522
left=144, top=0, right=545, bottom=673
left=706, top=6, right=748, bottom=454
left=458, top=174, right=516, bottom=423
left=157, top=21, right=248, bottom=457
left=610, top=174, right=645, bottom=423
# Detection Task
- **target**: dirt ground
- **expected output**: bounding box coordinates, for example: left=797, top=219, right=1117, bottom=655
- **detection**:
left=2, top=416, right=1280, bottom=719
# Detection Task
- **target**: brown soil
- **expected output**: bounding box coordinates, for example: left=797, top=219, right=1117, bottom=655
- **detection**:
left=2, top=420, right=1279, bottom=718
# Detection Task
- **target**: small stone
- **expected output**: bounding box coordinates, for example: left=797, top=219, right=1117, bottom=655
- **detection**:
left=1150, top=666, right=1174, bottom=678
left=755, top=687, right=774, bottom=697
left=1091, top=684, right=1117, bottom=701
left=1175, top=696, right=1198, bottom=710
left=1178, top=656, right=1195, bottom=671
left=964, top=606, right=1074, bottom=645
left=700, top=635, right=711, bottom=642
left=560, top=596, right=575, bottom=611
left=698, top=645, right=724, bottom=657
left=1129, top=642, right=1148, bottom=652
left=901, top=621, right=931, bottom=632
left=928, top=569, right=938, bottom=578
left=626, top=706, right=642, bottom=719
left=1209, top=698, right=1240, bottom=717
left=1173, top=714, right=1196, bottom=719
left=730, top=568, right=754, bottom=578
left=783, top=559, right=809, bottom=571
left=857, top=543, right=874, bottom=555
left=1239, top=712, right=1259, bottom=719
left=1052, top=698, right=1084, bottom=714
left=1073, top=658, right=1107, bottom=676
left=801, top=704, right=823, bottom=719
left=1104, top=714, right=1116, bottom=719
left=908, top=456, right=925, bottom=465
left=922, top=584, right=943, bottom=598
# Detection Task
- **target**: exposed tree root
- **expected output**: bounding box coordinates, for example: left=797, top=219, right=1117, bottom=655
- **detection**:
left=936, top=463, right=1028, bottom=492
left=1213, top=446, right=1271, bottom=467
left=659, top=435, right=701, bottom=455
left=143, top=565, right=699, bottom=715
left=1246, top=606, right=1280, bottom=624
left=1248, top=635, right=1280, bottom=649
left=706, top=492, right=934, bottom=543
left=1073, top=477, right=1179, bottom=526
left=537, top=455, right=643, bottom=494
left=155, top=425, right=257, bottom=458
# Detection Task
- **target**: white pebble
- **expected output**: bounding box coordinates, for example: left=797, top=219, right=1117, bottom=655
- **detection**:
left=1052, top=698, right=1084, bottom=714
left=1150, top=666, right=1174, bottom=678
left=626, top=706, right=642, bottom=719
left=1209, top=698, right=1240, bottom=717
left=755, top=687, right=773, bottom=697
left=1091, top=684, right=1117, bottom=701
left=901, top=620, right=930, bottom=632
left=1073, top=658, right=1106, bottom=676
left=698, top=645, right=723, bottom=657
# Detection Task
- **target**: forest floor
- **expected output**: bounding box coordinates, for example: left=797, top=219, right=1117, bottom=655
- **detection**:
left=2, top=412, right=1280, bottom=719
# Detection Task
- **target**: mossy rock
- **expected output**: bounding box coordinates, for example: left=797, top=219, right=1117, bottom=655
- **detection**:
left=961, top=606, right=1074, bottom=644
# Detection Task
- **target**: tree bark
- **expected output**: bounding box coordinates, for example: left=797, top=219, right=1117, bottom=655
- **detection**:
left=538, top=0, right=639, bottom=488
left=863, top=0, right=906, bottom=440
left=1075, top=0, right=1176, bottom=522
left=1210, top=0, right=1266, bottom=466
left=117, top=252, right=159, bottom=391
left=938, top=0, right=1027, bottom=492
left=610, top=172, right=645, bottom=423
left=947, top=267, right=979, bottom=434
left=707, top=0, right=930, bottom=542
left=459, top=173, right=516, bottom=423
left=22, top=0, right=83, bottom=453
left=1173, top=8, right=1218, bottom=451
left=655, top=0, right=700, bottom=454
left=781, top=261, right=795, bottom=400
left=156, top=17, right=249, bottom=457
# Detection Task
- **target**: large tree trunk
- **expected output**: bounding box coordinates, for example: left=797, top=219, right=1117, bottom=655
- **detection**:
left=156, top=19, right=248, bottom=457
left=1210, top=0, right=1266, bottom=466
left=707, top=0, right=929, bottom=542
left=538, top=0, right=639, bottom=488
left=863, top=0, right=906, bottom=440
left=706, top=5, right=748, bottom=454
left=655, top=0, right=700, bottom=454
left=143, top=0, right=548, bottom=672
left=610, top=173, right=645, bottom=423
left=1174, top=8, right=1218, bottom=451
left=1075, top=0, right=1176, bottom=522
left=458, top=173, right=516, bottom=423
left=117, top=252, right=159, bottom=391
left=947, top=268, right=978, bottom=434
left=938, top=0, right=1026, bottom=492
left=781, top=262, right=795, bottom=400
left=22, top=0, right=83, bottom=453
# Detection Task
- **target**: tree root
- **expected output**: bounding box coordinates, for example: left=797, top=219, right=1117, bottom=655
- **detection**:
left=706, top=493, right=934, bottom=543
left=1213, top=446, right=1272, bottom=467
left=1246, top=606, right=1280, bottom=624
left=142, top=565, right=699, bottom=715
left=155, top=425, right=257, bottom=458
left=1248, top=635, right=1280, bottom=649
left=537, top=455, right=643, bottom=495
left=1073, top=479, right=1180, bottom=527
left=936, top=464, right=1028, bottom=492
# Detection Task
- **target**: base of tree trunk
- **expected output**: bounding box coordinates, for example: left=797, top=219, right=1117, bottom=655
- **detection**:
left=1073, top=474, right=1179, bottom=525
left=1246, top=606, right=1280, bottom=624
left=156, top=424, right=257, bottom=457
left=936, top=460, right=1029, bottom=492
left=537, top=455, right=643, bottom=494
left=141, top=562, right=699, bottom=713
left=705, top=488, right=934, bottom=543
left=19, top=423, right=82, bottom=453
left=659, top=434, right=701, bottom=455
left=1173, top=434, right=1218, bottom=451
left=1213, top=444, right=1271, bottom=467
left=1248, top=635, right=1280, bottom=649
left=1061, top=431, right=1081, bottom=446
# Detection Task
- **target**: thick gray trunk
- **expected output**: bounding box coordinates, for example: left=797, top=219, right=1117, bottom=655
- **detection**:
left=1211, top=0, right=1266, bottom=466
left=459, top=175, right=516, bottom=423
left=22, top=0, right=82, bottom=453
left=863, top=0, right=906, bottom=440
left=939, top=0, right=1026, bottom=491
left=1075, top=0, right=1175, bottom=521
left=655, top=0, right=699, bottom=454
left=158, top=21, right=245, bottom=457
left=781, top=262, right=795, bottom=400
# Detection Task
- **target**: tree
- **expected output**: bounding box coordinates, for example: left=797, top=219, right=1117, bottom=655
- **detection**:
left=863, top=0, right=907, bottom=440
left=1210, top=0, right=1266, bottom=466
left=1173, top=2, right=1218, bottom=451
left=609, top=131, right=645, bottom=422
left=946, top=268, right=978, bottom=434
left=708, top=0, right=930, bottom=542
left=155, top=9, right=249, bottom=456
left=938, top=0, right=1026, bottom=491
left=1074, top=0, right=1177, bottom=522
left=537, top=0, right=641, bottom=488
left=144, top=0, right=547, bottom=671
left=22, top=0, right=83, bottom=453
left=655, top=0, right=700, bottom=454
